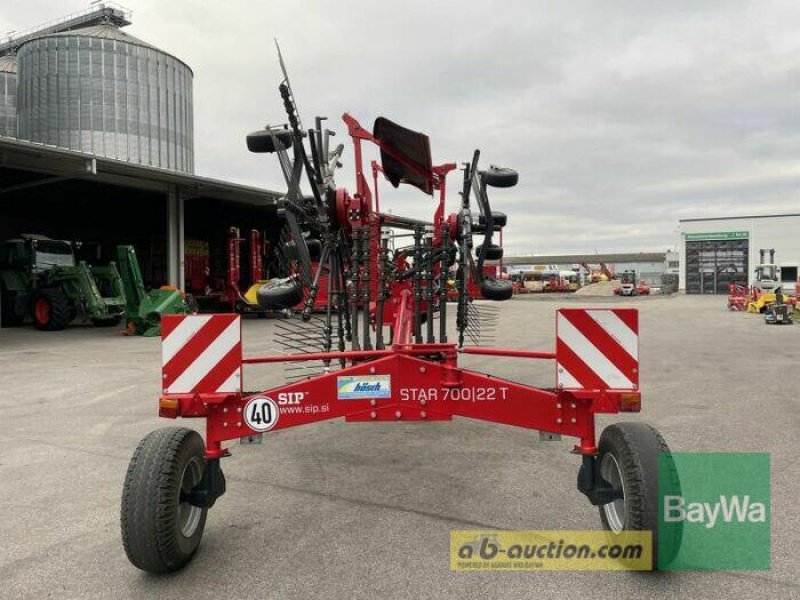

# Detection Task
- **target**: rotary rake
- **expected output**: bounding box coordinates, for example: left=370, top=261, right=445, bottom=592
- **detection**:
left=121, top=49, right=678, bottom=573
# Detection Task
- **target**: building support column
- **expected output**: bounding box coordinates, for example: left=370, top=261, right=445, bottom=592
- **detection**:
left=167, top=185, right=185, bottom=288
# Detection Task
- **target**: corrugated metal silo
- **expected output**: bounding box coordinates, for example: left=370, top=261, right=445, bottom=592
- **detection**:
left=16, top=23, right=194, bottom=173
left=0, top=55, right=17, bottom=138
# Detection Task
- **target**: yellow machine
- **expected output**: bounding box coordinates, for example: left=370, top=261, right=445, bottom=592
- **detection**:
left=747, top=292, right=777, bottom=314
left=747, top=289, right=796, bottom=314
left=243, top=280, right=270, bottom=306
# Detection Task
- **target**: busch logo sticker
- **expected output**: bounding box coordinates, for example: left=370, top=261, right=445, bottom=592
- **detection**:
left=337, top=375, right=391, bottom=399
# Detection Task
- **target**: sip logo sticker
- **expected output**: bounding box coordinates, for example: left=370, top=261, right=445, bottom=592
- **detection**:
left=337, top=375, right=391, bottom=399
left=244, top=396, right=279, bottom=432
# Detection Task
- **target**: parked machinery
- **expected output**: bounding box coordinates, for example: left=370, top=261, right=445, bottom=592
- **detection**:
left=188, top=227, right=281, bottom=316
left=227, top=227, right=274, bottom=315
left=599, top=262, right=615, bottom=281
left=615, top=270, right=650, bottom=297
left=753, top=249, right=780, bottom=292
left=116, top=245, right=197, bottom=336
left=579, top=261, right=599, bottom=284
left=120, top=49, right=678, bottom=573
left=579, top=261, right=611, bottom=284
left=542, top=270, right=572, bottom=292
left=727, top=283, right=749, bottom=311
left=746, top=250, right=794, bottom=314
left=728, top=250, right=795, bottom=316
left=0, top=234, right=125, bottom=330
left=764, top=290, right=794, bottom=325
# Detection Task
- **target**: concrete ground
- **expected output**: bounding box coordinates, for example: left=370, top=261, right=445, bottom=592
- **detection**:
left=0, top=294, right=798, bottom=599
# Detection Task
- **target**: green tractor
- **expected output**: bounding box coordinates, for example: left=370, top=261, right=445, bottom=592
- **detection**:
left=0, top=234, right=126, bottom=331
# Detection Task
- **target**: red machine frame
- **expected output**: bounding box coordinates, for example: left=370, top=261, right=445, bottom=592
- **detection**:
left=123, top=95, right=670, bottom=576
left=159, top=114, right=640, bottom=462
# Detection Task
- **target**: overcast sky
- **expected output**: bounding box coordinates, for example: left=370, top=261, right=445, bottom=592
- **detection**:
left=4, top=0, right=800, bottom=255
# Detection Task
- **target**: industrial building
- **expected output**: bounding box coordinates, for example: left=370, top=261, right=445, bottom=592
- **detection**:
left=0, top=4, right=281, bottom=326
left=678, top=214, right=800, bottom=294
left=504, top=252, right=668, bottom=286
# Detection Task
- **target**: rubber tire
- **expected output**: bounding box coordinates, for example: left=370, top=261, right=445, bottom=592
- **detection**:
left=257, top=278, right=303, bottom=309
left=121, top=427, right=208, bottom=574
left=284, top=238, right=322, bottom=262
left=597, top=422, right=682, bottom=570
left=32, top=288, right=71, bottom=331
left=483, top=166, right=518, bottom=188
left=246, top=127, right=293, bottom=153
left=476, top=244, right=503, bottom=261
left=92, top=315, right=123, bottom=327
left=0, top=286, right=24, bottom=327
left=480, top=278, right=514, bottom=300
left=479, top=211, right=507, bottom=227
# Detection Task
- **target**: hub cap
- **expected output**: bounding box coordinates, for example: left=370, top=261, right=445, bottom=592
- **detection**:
left=177, top=457, right=204, bottom=538
left=34, top=298, right=50, bottom=324
left=600, top=452, right=626, bottom=533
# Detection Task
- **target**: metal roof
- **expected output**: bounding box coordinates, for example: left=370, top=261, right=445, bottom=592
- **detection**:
left=42, top=23, right=150, bottom=45
left=28, top=23, right=193, bottom=74
left=0, top=136, right=281, bottom=207
left=0, top=3, right=131, bottom=57
left=504, top=252, right=667, bottom=265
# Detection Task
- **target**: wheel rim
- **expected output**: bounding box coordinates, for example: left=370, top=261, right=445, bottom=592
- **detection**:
left=600, top=452, right=626, bottom=533
left=177, top=457, right=204, bottom=538
left=34, top=298, right=50, bottom=324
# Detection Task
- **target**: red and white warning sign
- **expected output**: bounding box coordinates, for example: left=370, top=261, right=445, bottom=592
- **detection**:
left=556, top=309, right=638, bottom=390
left=161, top=314, right=242, bottom=395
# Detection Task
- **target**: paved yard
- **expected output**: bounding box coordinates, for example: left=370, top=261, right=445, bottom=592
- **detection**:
left=0, top=294, right=798, bottom=599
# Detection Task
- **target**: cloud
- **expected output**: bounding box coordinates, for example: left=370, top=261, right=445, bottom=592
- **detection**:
left=5, top=0, right=800, bottom=255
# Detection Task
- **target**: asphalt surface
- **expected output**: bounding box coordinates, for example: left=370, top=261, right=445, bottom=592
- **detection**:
left=0, top=294, right=798, bottom=599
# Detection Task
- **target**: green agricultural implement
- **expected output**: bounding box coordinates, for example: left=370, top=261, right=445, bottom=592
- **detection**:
left=0, top=234, right=126, bottom=330
left=116, top=245, right=197, bottom=337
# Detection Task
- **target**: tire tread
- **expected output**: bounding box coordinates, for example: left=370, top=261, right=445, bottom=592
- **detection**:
left=598, top=422, right=680, bottom=569
left=33, top=288, right=71, bottom=331
left=121, top=427, right=207, bottom=573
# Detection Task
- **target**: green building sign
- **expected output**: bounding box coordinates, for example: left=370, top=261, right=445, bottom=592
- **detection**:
left=685, top=231, right=749, bottom=242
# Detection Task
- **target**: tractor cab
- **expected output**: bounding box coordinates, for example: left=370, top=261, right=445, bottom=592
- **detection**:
left=0, top=235, right=76, bottom=274
left=30, top=239, right=76, bottom=271
left=754, top=264, right=780, bottom=290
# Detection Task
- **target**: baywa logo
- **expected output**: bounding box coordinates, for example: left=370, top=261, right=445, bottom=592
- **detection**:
left=337, top=375, right=391, bottom=399
left=663, top=495, right=766, bottom=529
left=658, top=452, right=770, bottom=571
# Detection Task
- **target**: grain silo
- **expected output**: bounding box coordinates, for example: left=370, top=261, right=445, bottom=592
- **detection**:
left=16, top=23, right=194, bottom=173
left=0, top=54, right=16, bottom=138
